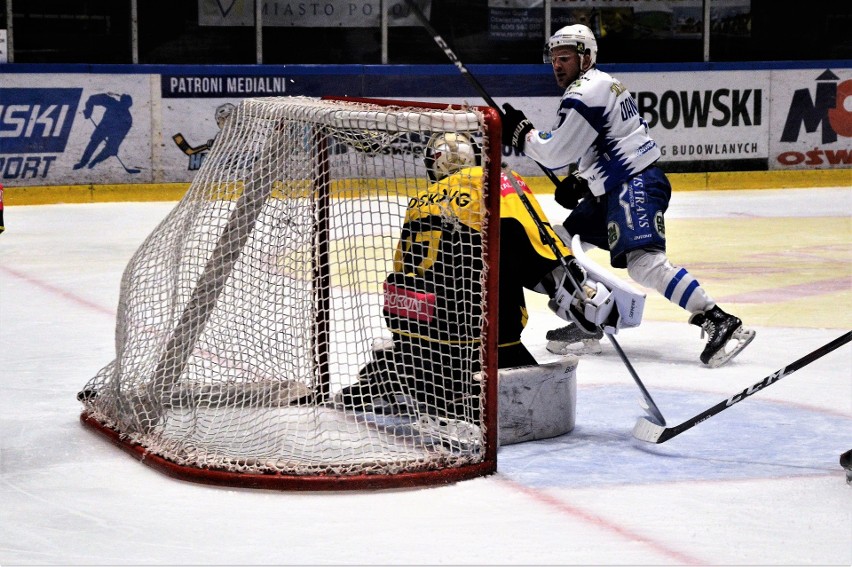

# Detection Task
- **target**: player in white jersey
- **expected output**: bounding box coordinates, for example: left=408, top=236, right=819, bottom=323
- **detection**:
left=501, top=24, right=755, bottom=368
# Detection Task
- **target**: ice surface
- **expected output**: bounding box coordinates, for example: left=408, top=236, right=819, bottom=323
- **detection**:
left=1, top=187, right=850, bottom=565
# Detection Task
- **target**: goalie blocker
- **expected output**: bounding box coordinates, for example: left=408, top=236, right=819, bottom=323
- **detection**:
left=541, top=233, right=646, bottom=335
left=498, top=166, right=643, bottom=336
left=570, top=233, right=645, bottom=333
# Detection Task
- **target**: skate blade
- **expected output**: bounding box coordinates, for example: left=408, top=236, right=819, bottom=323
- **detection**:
left=707, top=326, right=756, bottom=368
left=546, top=339, right=603, bottom=356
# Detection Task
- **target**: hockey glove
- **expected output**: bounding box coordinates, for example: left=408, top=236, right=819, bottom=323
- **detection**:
left=501, top=103, right=534, bottom=151
left=554, top=171, right=590, bottom=210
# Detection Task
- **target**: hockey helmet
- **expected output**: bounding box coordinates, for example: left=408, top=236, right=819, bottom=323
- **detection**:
left=423, top=132, right=481, bottom=183
left=544, top=24, right=598, bottom=67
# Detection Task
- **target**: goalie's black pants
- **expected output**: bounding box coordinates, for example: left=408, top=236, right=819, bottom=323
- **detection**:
left=365, top=337, right=536, bottom=422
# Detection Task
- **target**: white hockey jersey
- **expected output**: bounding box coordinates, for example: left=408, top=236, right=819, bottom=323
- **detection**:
left=521, top=67, right=662, bottom=197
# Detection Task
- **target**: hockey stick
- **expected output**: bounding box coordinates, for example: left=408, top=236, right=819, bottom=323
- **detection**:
left=633, top=330, right=852, bottom=443
left=404, top=0, right=561, bottom=187
left=172, top=133, right=210, bottom=155
left=501, top=165, right=666, bottom=426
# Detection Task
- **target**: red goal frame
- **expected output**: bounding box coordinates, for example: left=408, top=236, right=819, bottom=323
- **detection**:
left=81, top=97, right=503, bottom=490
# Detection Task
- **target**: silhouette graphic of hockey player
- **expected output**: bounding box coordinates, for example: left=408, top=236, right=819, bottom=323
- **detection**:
left=74, top=93, right=138, bottom=173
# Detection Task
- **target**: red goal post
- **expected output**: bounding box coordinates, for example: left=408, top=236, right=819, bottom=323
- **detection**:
left=79, top=96, right=504, bottom=490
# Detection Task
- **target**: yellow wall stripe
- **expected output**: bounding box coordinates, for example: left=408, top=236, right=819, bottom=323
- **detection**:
left=4, top=169, right=850, bottom=205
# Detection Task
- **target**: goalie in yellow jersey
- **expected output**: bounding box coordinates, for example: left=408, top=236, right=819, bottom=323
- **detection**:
left=335, top=133, right=596, bottom=423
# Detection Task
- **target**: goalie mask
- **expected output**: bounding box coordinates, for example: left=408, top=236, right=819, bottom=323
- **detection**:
left=215, top=103, right=236, bottom=128
left=423, top=132, right=481, bottom=183
left=544, top=24, right=598, bottom=68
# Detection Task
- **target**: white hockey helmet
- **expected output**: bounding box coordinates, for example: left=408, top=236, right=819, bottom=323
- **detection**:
left=423, top=132, right=481, bottom=182
left=215, top=103, right=236, bottom=128
left=544, top=24, right=598, bottom=67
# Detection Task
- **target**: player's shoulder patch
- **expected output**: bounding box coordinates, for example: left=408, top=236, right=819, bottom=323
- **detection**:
left=566, top=79, right=584, bottom=94
left=610, top=80, right=627, bottom=97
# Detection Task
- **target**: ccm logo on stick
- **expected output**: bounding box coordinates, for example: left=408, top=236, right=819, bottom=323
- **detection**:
left=726, top=369, right=786, bottom=406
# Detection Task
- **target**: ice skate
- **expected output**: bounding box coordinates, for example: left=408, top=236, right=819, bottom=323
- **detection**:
left=332, top=378, right=375, bottom=412
left=689, top=305, right=755, bottom=368
left=546, top=322, right=603, bottom=356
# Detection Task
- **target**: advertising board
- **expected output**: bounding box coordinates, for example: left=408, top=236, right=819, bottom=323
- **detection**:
left=0, top=62, right=848, bottom=187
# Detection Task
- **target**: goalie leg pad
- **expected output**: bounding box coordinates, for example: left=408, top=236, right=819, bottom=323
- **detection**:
left=495, top=357, right=578, bottom=446
left=413, top=415, right=482, bottom=454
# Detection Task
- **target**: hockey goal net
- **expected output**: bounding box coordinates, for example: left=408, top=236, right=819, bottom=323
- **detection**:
left=79, top=96, right=502, bottom=490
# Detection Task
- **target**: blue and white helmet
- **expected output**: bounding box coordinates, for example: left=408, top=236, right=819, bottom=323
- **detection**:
left=544, top=24, right=598, bottom=67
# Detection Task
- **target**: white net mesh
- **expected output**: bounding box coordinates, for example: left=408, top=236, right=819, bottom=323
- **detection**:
left=79, top=96, right=497, bottom=483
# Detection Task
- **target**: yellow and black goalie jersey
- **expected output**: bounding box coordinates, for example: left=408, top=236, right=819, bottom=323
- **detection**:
left=383, top=166, right=570, bottom=356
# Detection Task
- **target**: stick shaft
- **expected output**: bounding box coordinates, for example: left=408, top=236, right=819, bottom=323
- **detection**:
left=404, top=0, right=561, bottom=186
left=607, top=333, right=667, bottom=426
left=405, top=0, right=498, bottom=108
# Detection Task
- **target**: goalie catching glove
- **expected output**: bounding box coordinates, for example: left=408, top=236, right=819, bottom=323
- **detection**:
left=536, top=257, right=603, bottom=335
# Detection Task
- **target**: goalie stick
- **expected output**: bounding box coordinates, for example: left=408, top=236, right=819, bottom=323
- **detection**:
left=633, top=330, right=852, bottom=444
left=501, top=166, right=667, bottom=426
